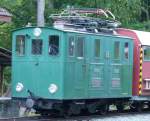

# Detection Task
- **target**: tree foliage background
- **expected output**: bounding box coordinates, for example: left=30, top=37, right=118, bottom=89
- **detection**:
left=0, top=0, right=150, bottom=49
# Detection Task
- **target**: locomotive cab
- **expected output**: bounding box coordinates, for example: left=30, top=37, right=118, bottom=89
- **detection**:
left=12, top=27, right=65, bottom=101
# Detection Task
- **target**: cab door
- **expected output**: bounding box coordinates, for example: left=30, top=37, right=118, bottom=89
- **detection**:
left=100, top=38, right=124, bottom=97
left=121, top=41, right=132, bottom=95
left=30, top=38, right=44, bottom=95
left=108, top=40, right=122, bottom=96
left=88, top=36, right=107, bottom=97
left=108, top=39, right=131, bottom=97
left=74, top=35, right=87, bottom=98
left=88, top=36, right=132, bottom=98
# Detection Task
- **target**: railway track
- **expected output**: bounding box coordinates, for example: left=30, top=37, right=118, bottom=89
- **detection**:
left=0, top=116, right=52, bottom=121
left=1, top=110, right=150, bottom=121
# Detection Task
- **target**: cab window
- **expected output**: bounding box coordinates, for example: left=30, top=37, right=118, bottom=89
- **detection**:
left=114, top=41, right=120, bottom=59
left=144, top=46, right=150, bottom=61
left=124, top=42, right=129, bottom=59
left=49, top=35, right=59, bottom=56
left=16, top=35, right=25, bottom=56
left=94, top=39, right=100, bottom=58
left=76, top=37, right=84, bottom=57
left=68, top=36, right=75, bottom=57
left=32, top=39, right=42, bottom=55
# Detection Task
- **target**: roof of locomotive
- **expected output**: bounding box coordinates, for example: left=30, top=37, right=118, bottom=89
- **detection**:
left=132, top=30, right=150, bottom=46
left=116, top=28, right=150, bottom=46
left=12, top=26, right=133, bottom=40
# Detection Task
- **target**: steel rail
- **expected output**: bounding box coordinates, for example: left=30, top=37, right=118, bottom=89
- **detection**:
left=0, top=110, right=150, bottom=121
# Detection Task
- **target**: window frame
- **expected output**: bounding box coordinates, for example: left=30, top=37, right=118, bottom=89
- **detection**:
left=31, top=39, right=43, bottom=55
left=114, top=41, right=120, bottom=60
left=16, top=35, right=26, bottom=56
left=76, top=36, right=85, bottom=58
left=68, top=36, right=75, bottom=57
left=124, top=42, right=129, bottom=60
left=94, top=39, right=101, bottom=58
left=48, top=35, right=60, bottom=56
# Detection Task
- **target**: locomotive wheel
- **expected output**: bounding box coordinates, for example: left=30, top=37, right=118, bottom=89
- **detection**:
left=81, top=108, right=90, bottom=115
left=130, top=102, right=142, bottom=112
left=60, top=103, right=81, bottom=117
left=116, top=104, right=124, bottom=112
left=137, top=103, right=142, bottom=112
left=148, top=103, right=150, bottom=110
left=99, top=104, right=109, bottom=115
left=59, top=110, right=69, bottom=118
left=87, top=103, right=98, bottom=114
left=41, top=112, right=49, bottom=116
left=69, top=103, right=81, bottom=115
left=58, top=106, right=70, bottom=117
left=130, top=104, right=136, bottom=112
left=134, top=102, right=143, bottom=112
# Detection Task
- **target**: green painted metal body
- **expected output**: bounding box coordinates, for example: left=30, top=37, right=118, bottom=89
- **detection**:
left=12, top=27, right=133, bottom=100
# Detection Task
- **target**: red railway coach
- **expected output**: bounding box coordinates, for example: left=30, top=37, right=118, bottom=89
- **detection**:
left=116, top=28, right=150, bottom=99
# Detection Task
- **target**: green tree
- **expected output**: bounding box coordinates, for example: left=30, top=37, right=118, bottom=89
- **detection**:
left=0, top=0, right=149, bottom=49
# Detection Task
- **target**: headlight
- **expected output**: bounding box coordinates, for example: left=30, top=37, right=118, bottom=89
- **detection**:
left=48, top=84, right=58, bottom=94
left=33, top=28, right=42, bottom=37
left=16, top=82, right=24, bottom=92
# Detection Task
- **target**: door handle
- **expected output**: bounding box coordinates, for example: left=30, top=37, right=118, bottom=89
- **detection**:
left=82, top=64, right=86, bottom=67
left=77, top=57, right=84, bottom=60
left=82, top=64, right=86, bottom=73
left=106, top=51, right=110, bottom=59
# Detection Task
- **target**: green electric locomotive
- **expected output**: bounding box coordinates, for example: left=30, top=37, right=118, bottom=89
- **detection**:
left=12, top=8, right=133, bottom=115
left=12, top=26, right=133, bottom=114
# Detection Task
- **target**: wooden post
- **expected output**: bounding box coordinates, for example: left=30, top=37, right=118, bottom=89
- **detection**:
left=48, top=0, right=54, bottom=9
left=37, top=0, right=45, bottom=27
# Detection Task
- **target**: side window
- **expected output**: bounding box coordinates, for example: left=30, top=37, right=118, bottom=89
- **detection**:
left=94, top=39, right=100, bottom=58
left=16, top=35, right=25, bottom=56
left=32, top=39, right=42, bottom=55
left=124, top=42, right=129, bottom=59
left=68, top=36, right=75, bottom=57
left=114, top=41, right=120, bottom=59
left=76, top=37, right=84, bottom=57
left=49, top=35, right=59, bottom=56
left=143, top=46, right=150, bottom=61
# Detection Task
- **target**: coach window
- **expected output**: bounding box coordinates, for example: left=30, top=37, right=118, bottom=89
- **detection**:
left=143, top=46, right=150, bottom=61
left=76, top=37, right=84, bottom=57
left=68, top=36, right=75, bottom=57
left=114, top=41, right=120, bottom=59
left=32, top=39, right=42, bottom=55
left=94, top=39, right=100, bottom=58
left=49, top=35, right=59, bottom=56
left=124, top=42, right=129, bottom=59
left=16, top=35, right=25, bottom=56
